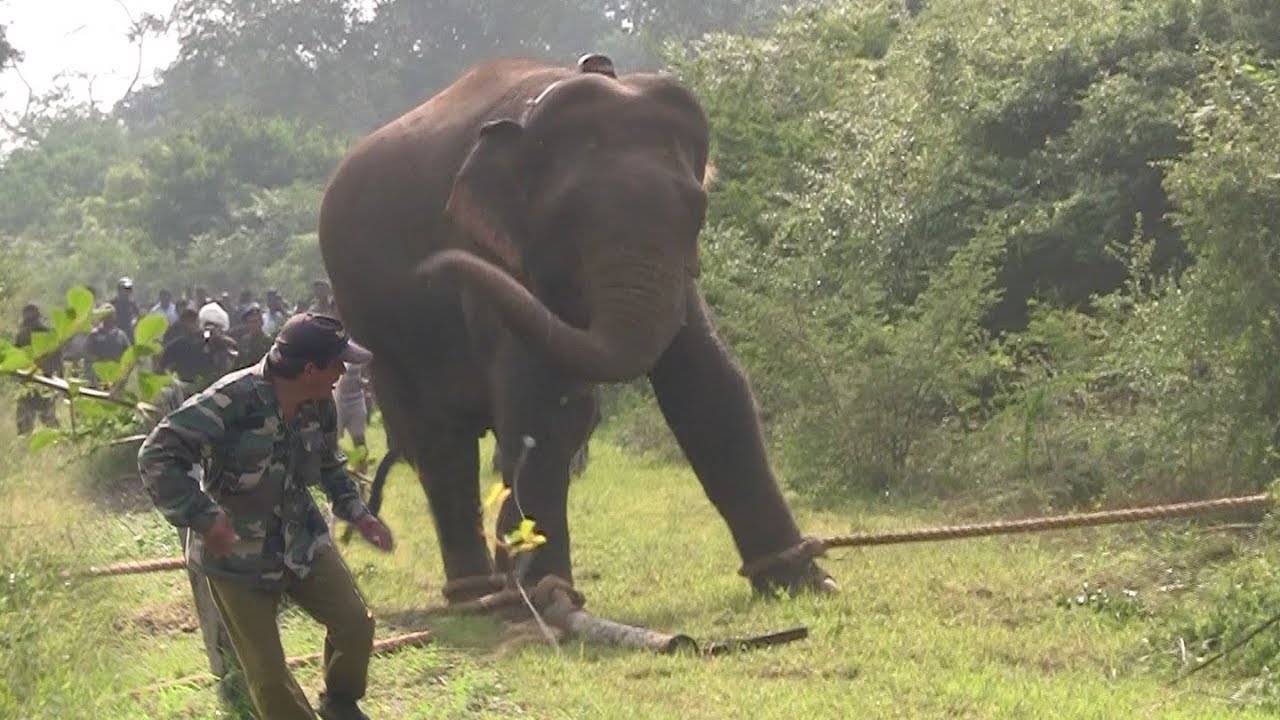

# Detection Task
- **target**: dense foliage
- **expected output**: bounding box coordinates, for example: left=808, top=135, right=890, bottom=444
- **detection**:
left=651, top=0, right=1280, bottom=509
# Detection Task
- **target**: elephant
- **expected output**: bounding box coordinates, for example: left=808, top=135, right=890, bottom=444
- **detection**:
left=492, top=398, right=598, bottom=476
left=317, top=53, right=837, bottom=604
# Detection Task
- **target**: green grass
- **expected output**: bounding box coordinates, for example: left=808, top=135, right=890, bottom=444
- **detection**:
left=0, top=410, right=1275, bottom=719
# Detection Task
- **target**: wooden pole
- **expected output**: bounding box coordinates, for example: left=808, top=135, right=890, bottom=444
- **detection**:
left=130, top=630, right=433, bottom=697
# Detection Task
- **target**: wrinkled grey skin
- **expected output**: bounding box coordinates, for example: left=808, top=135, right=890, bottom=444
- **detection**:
left=318, top=55, right=836, bottom=601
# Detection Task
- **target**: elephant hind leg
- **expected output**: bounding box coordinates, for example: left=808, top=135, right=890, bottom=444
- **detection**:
left=370, top=362, right=495, bottom=603
left=411, top=431, right=500, bottom=602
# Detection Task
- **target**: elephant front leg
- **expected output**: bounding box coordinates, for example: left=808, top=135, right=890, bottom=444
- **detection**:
left=492, top=352, right=597, bottom=589
left=648, top=290, right=837, bottom=597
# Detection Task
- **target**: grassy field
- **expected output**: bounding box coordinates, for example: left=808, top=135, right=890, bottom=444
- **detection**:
left=0, top=409, right=1274, bottom=719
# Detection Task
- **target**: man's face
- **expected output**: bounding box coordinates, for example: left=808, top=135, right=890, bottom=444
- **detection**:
left=299, top=358, right=344, bottom=398
left=245, top=313, right=263, bottom=333
left=159, top=292, right=172, bottom=305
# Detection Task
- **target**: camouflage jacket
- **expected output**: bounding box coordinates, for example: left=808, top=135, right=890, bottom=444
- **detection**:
left=138, top=358, right=369, bottom=590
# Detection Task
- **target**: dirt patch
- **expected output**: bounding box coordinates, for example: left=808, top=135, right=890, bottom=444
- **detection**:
left=490, top=620, right=568, bottom=660
left=83, top=472, right=154, bottom=514
left=113, top=599, right=200, bottom=636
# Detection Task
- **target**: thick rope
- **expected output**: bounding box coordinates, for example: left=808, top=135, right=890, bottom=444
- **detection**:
left=738, top=536, right=827, bottom=578
left=821, top=493, right=1271, bottom=549
left=79, top=494, right=1273, bottom=580
left=441, top=573, right=508, bottom=601
left=78, top=556, right=187, bottom=578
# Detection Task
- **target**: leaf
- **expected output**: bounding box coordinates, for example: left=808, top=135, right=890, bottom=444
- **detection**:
left=0, top=347, right=33, bottom=373
left=92, top=360, right=123, bottom=386
left=502, top=517, right=547, bottom=555
left=133, top=313, right=168, bottom=347
left=483, top=482, right=511, bottom=512
left=130, top=341, right=157, bottom=358
left=137, top=371, right=172, bottom=401
left=65, top=286, right=94, bottom=322
left=28, top=428, right=61, bottom=451
left=507, top=532, right=547, bottom=555
left=29, top=330, right=58, bottom=361
left=52, top=308, right=75, bottom=341
left=119, top=345, right=140, bottom=372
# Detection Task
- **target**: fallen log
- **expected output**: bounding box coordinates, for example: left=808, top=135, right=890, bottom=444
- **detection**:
left=531, top=576, right=699, bottom=655
left=419, top=577, right=803, bottom=656
left=130, top=629, right=433, bottom=697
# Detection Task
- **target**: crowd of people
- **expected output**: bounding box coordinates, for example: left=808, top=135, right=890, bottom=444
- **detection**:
left=10, top=276, right=374, bottom=465
left=12, top=276, right=395, bottom=718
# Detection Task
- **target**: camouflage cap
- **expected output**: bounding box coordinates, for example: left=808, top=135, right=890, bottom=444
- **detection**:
left=270, top=312, right=372, bottom=365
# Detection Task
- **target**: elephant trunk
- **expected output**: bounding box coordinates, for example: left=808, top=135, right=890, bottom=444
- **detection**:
left=418, top=248, right=686, bottom=382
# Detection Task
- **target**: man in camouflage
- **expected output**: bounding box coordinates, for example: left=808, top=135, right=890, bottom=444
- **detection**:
left=13, top=303, right=62, bottom=434
left=232, top=302, right=274, bottom=370
left=139, top=313, right=393, bottom=720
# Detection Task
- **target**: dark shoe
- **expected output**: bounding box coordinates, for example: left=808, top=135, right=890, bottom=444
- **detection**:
left=317, top=693, right=371, bottom=720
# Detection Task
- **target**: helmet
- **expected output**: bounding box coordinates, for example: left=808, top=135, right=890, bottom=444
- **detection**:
left=117, top=276, right=134, bottom=289
left=198, top=301, right=230, bottom=332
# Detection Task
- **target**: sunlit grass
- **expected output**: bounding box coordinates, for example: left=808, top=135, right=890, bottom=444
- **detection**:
left=0, top=413, right=1270, bottom=719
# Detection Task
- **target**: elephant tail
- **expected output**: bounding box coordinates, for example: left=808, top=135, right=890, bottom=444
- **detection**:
left=341, top=446, right=403, bottom=545
left=367, top=446, right=403, bottom=518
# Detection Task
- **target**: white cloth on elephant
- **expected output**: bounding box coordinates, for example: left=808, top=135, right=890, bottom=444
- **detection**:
left=334, top=361, right=368, bottom=440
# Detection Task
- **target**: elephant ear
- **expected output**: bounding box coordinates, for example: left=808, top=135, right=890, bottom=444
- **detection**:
left=445, top=119, right=527, bottom=273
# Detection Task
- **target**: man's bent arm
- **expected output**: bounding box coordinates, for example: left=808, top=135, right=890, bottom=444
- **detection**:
left=317, top=401, right=370, bottom=523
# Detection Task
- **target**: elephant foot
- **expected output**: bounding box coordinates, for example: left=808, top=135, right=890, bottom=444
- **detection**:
left=739, top=537, right=840, bottom=599
left=442, top=573, right=509, bottom=604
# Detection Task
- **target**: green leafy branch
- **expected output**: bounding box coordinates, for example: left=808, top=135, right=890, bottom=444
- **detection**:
left=485, top=435, right=559, bottom=649
left=1, top=285, right=174, bottom=450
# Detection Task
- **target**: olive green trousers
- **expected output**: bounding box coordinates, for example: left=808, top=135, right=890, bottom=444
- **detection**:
left=207, top=546, right=375, bottom=720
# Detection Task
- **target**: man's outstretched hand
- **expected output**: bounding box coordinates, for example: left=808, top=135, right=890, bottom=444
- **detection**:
left=355, top=514, right=394, bottom=552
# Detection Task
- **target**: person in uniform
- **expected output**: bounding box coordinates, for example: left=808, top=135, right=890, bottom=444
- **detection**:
left=112, top=276, right=141, bottom=342
left=138, top=313, right=394, bottom=720
left=13, top=303, right=62, bottom=434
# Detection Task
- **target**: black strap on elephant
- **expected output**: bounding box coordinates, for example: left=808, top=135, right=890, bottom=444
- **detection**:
left=340, top=435, right=403, bottom=544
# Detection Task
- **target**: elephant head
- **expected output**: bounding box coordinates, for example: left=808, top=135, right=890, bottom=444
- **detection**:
left=419, top=65, right=712, bottom=382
